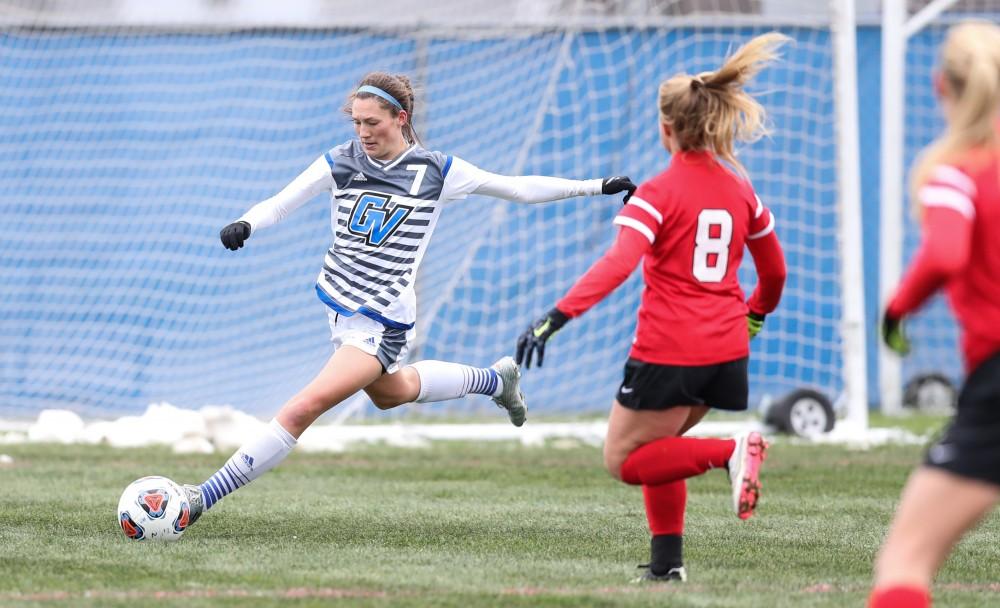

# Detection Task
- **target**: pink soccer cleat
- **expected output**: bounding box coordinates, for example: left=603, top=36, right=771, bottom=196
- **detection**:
left=728, top=431, right=768, bottom=520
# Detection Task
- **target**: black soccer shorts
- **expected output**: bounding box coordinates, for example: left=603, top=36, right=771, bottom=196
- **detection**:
left=924, top=351, right=1000, bottom=487
left=616, top=356, right=749, bottom=412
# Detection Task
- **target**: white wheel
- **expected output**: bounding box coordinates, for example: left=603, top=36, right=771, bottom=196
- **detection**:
left=788, top=397, right=832, bottom=437
left=903, top=373, right=956, bottom=414
left=765, top=388, right=836, bottom=437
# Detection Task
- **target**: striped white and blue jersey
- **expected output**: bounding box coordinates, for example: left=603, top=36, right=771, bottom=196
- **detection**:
left=238, top=140, right=603, bottom=329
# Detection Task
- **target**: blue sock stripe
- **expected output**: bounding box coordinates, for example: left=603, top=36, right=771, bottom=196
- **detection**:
left=199, top=483, right=217, bottom=508
left=225, top=463, right=250, bottom=485
left=215, top=471, right=233, bottom=493
left=225, top=467, right=244, bottom=488
left=201, top=460, right=256, bottom=511
left=458, top=366, right=501, bottom=396
left=208, top=477, right=225, bottom=500
left=202, top=481, right=217, bottom=501
left=486, top=369, right=498, bottom=395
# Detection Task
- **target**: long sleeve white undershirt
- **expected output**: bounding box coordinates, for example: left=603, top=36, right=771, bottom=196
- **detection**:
left=237, top=153, right=604, bottom=232
left=238, top=157, right=333, bottom=234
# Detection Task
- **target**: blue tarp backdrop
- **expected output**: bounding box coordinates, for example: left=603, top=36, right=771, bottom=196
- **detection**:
left=0, top=26, right=950, bottom=417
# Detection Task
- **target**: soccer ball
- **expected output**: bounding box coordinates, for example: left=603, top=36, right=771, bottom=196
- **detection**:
left=117, top=476, right=191, bottom=541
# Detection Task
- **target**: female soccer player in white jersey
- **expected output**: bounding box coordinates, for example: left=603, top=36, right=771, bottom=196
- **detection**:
left=517, top=34, right=789, bottom=582
left=184, top=72, right=637, bottom=522
left=870, top=22, right=1000, bottom=608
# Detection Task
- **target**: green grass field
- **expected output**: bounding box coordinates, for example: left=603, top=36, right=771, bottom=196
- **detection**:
left=2, top=423, right=999, bottom=607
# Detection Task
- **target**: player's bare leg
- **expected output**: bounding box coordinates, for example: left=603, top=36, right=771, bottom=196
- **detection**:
left=276, top=345, right=384, bottom=436
left=871, top=467, right=999, bottom=605
left=364, top=366, right=421, bottom=409
left=184, top=346, right=382, bottom=522
left=604, top=402, right=704, bottom=479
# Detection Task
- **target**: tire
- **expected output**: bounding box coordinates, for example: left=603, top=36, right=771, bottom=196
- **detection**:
left=903, top=373, right=957, bottom=414
left=765, top=388, right=836, bottom=437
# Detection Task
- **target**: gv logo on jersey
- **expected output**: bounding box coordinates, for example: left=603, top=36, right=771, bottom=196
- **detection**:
left=348, top=192, right=413, bottom=247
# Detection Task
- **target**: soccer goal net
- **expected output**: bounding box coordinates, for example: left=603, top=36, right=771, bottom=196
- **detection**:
left=879, top=0, right=1000, bottom=413
left=0, top=0, right=866, bottom=428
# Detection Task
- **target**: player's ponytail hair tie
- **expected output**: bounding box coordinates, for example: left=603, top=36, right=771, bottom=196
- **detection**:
left=690, top=77, right=705, bottom=91
left=356, top=85, right=403, bottom=110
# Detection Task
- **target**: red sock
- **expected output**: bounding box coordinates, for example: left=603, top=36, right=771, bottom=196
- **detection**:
left=620, top=436, right=736, bottom=485
left=868, top=585, right=931, bottom=608
left=643, top=480, right=686, bottom=535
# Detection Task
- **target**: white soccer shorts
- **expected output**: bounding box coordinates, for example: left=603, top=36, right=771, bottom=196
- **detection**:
left=327, top=310, right=414, bottom=374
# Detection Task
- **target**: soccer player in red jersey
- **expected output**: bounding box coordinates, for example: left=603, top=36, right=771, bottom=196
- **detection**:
left=516, top=33, right=789, bottom=582
left=870, top=22, right=1000, bottom=608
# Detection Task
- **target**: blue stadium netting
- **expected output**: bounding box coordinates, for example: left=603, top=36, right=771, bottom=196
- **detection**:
left=1, top=25, right=845, bottom=418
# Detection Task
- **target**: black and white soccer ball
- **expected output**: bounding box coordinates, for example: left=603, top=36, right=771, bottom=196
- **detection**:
left=117, top=476, right=190, bottom=542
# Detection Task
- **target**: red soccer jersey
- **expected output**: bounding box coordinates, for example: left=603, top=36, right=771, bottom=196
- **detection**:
left=887, top=150, right=1000, bottom=372
left=613, top=150, right=780, bottom=365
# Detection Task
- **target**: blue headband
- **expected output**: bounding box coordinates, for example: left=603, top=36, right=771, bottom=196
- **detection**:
left=356, top=85, right=404, bottom=110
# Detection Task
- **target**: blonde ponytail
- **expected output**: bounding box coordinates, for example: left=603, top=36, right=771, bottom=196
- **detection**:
left=658, top=32, right=790, bottom=176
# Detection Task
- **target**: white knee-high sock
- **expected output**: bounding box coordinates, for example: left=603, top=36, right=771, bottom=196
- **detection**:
left=200, top=419, right=297, bottom=510
left=411, top=360, right=503, bottom=403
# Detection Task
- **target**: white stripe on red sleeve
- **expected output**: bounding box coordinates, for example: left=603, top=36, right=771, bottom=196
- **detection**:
left=747, top=212, right=775, bottom=240
left=613, top=216, right=656, bottom=244
left=929, top=165, right=977, bottom=197
left=626, top=196, right=663, bottom=224
left=918, top=185, right=976, bottom=219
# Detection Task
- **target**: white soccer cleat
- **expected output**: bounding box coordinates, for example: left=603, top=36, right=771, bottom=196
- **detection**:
left=182, top=484, right=205, bottom=525
left=728, top=431, right=768, bottom=520
left=490, top=356, right=527, bottom=427
left=632, top=565, right=687, bottom=583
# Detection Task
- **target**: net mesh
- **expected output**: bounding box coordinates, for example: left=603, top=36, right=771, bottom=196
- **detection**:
left=0, top=1, right=847, bottom=418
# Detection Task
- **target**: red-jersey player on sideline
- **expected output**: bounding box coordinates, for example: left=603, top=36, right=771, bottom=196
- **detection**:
left=516, top=33, right=789, bottom=583
left=870, top=22, right=1000, bottom=608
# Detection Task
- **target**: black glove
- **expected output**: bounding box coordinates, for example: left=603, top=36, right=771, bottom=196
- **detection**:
left=747, top=311, right=765, bottom=339
left=601, top=176, right=637, bottom=204
left=516, top=308, right=570, bottom=369
left=881, top=311, right=911, bottom=356
left=220, top=221, right=251, bottom=251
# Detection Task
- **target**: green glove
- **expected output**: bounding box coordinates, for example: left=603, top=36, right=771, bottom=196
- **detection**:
left=881, top=313, right=911, bottom=356
left=747, top=312, right=765, bottom=340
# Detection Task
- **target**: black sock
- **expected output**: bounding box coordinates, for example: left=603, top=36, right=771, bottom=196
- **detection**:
left=649, top=534, right=683, bottom=575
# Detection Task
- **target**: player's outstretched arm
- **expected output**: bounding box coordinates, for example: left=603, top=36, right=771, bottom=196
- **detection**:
left=220, top=156, right=334, bottom=251
left=445, top=157, right=635, bottom=204
left=515, top=227, right=649, bottom=369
